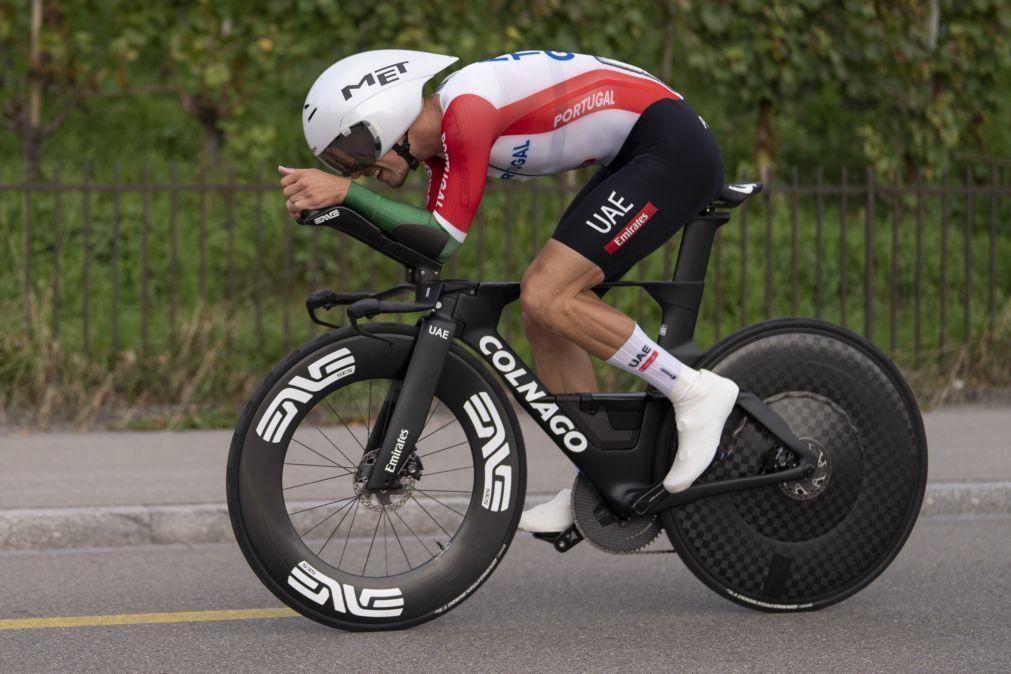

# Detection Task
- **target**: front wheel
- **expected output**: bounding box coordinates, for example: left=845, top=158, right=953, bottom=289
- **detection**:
left=227, top=323, right=525, bottom=631
left=659, top=319, right=928, bottom=612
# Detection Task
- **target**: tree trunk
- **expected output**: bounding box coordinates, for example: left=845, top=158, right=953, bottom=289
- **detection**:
left=660, top=4, right=675, bottom=84
left=178, top=92, right=227, bottom=170
left=754, top=98, right=776, bottom=184
left=22, top=127, right=43, bottom=182
left=24, top=0, right=42, bottom=181
left=201, top=121, right=225, bottom=166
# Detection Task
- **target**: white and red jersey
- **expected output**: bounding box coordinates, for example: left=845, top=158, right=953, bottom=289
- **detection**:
left=422, top=51, right=681, bottom=242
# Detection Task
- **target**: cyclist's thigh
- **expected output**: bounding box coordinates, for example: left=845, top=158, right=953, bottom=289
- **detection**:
left=557, top=165, right=612, bottom=224
left=551, top=101, right=723, bottom=283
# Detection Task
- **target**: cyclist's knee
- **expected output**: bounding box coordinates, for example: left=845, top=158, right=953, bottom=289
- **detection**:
left=519, top=272, right=560, bottom=324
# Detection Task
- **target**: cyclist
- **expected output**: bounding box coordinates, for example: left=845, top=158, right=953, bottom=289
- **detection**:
left=280, top=49, right=739, bottom=534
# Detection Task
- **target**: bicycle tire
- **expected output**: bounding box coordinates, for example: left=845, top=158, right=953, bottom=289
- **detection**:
left=227, top=323, right=526, bottom=631
left=657, top=318, right=927, bottom=612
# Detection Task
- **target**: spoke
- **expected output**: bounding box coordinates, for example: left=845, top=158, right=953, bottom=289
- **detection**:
left=323, top=398, right=367, bottom=453
left=417, top=439, right=469, bottom=459
left=417, top=415, right=460, bottom=444
left=414, top=489, right=471, bottom=494
left=284, top=461, right=351, bottom=469
left=289, top=434, right=351, bottom=472
left=288, top=494, right=357, bottom=516
left=337, top=500, right=361, bottom=568
left=289, top=436, right=352, bottom=472
left=317, top=497, right=358, bottom=557
left=415, top=489, right=467, bottom=517
left=383, top=510, right=389, bottom=576
left=347, top=388, right=372, bottom=451
left=312, top=423, right=358, bottom=470
left=410, top=495, right=452, bottom=538
left=363, top=509, right=383, bottom=575
left=283, top=471, right=353, bottom=491
left=392, top=508, right=433, bottom=558
left=300, top=497, right=355, bottom=538
left=385, top=510, right=413, bottom=570
left=422, top=465, right=473, bottom=478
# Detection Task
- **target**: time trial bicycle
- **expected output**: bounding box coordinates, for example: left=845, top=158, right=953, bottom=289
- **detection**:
left=227, top=182, right=927, bottom=630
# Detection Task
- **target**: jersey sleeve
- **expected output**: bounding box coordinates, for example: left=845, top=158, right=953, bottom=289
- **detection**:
left=423, top=158, right=445, bottom=212
left=342, top=182, right=461, bottom=261
left=430, top=94, right=499, bottom=241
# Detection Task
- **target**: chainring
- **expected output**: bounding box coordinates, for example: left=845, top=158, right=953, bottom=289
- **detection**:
left=572, top=474, right=661, bottom=553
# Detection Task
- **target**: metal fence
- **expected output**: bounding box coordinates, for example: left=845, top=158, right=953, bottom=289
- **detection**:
left=2, top=163, right=1009, bottom=382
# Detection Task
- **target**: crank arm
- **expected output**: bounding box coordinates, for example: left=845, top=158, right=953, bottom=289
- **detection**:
left=630, top=464, right=810, bottom=516
left=736, top=392, right=820, bottom=465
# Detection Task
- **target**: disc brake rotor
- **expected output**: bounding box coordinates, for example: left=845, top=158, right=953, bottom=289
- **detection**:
left=353, top=449, right=418, bottom=512
left=572, top=474, right=661, bottom=553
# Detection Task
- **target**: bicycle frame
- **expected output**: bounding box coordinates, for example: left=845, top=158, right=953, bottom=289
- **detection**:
left=306, top=206, right=819, bottom=517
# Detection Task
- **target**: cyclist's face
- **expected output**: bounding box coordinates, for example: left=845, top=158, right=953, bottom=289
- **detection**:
left=349, top=149, right=409, bottom=188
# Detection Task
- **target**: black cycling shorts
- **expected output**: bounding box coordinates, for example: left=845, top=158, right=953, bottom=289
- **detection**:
left=551, top=98, right=725, bottom=283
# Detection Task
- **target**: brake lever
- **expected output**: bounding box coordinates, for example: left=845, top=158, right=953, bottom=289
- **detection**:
left=304, top=290, right=393, bottom=345
left=345, top=309, right=394, bottom=346
left=305, top=290, right=342, bottom=331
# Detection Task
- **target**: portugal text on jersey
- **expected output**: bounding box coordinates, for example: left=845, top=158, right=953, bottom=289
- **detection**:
left=423, top=52, right=681, bottom=244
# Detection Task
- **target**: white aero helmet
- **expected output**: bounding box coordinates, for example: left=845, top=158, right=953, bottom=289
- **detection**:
left=303, top=49, right=458, bottom=174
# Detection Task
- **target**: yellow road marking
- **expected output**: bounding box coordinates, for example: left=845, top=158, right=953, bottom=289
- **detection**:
left=0, top=608, right=298, bottom=631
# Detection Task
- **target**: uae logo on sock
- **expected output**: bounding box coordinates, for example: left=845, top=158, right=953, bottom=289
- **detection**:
left=629, top=345, right=660, bottom=371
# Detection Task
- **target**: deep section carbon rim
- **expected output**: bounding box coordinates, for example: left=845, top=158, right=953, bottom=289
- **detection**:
left=228, top=325, right=525, bottom=631
left=661, top=320, right=927, bottom=611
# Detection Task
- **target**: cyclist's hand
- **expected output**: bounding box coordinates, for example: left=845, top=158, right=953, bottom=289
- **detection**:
left=278, top=165, right=350, bottom=220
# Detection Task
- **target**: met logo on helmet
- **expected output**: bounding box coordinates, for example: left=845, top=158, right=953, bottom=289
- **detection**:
left=341, top=61, right=410, bottom=101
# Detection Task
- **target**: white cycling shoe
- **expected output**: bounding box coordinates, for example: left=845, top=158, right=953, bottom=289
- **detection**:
left=663, top=369, right=739, bottom=493
left=517, top=488, right=573, bottom=533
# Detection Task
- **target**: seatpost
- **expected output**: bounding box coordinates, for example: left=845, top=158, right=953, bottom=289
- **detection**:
left=671, top=213, right=728, bottom=284
left=654, top=212, right=730, bottom=356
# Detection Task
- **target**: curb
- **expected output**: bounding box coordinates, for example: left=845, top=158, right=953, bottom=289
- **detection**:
left=1, top=482, right=1008, bottom=552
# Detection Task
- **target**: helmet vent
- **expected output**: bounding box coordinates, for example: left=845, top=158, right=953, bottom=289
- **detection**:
left=307, top=107, right=318, bottom=122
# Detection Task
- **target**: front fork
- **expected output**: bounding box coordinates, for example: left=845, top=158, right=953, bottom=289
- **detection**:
left=364, top=313, right=457, bottom=491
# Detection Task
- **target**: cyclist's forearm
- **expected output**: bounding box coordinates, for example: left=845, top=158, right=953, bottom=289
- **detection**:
left=344, top=183, right=460, bottom=260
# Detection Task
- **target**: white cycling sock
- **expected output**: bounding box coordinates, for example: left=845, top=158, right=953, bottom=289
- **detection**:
left=606, top=323, right=700, bottom=399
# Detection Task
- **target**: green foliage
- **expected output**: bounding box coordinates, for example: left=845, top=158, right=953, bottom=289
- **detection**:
left=841, top=0, right=1011, bottom=178
left=1, top=0, right=1009, bottom=178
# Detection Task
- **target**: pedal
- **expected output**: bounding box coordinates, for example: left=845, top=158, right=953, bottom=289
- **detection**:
left=552, top=525, right=583, bottom=552
left=531, top=526, right=583, bottom=552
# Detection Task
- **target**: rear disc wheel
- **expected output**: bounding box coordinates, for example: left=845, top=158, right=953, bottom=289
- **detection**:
left=660, top=319, right=927, bottom=611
